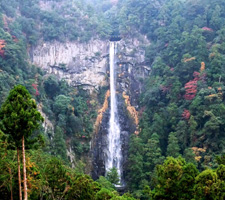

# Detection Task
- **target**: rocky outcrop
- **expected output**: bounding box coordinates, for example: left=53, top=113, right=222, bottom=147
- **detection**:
left=92, top=96, right=136, bottom=180
left=91, top=36, right=150, bottom=180
left=31, top=35, right=150, bottom=176
left=31, top=39, right=108, bottom=90
left=31, top=36, right=150, bottom=91
left=37, top=103, right=54, bottom=133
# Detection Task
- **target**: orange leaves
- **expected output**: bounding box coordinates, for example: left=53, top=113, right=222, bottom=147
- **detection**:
left=25, top=156, right=41, bottom=196
left=191, top=147, right=206, bottom=162
left=32, top=83, right=40, bottom=96
left=205, top=87, right=223, bottom=101
left=184, top=62, right=206, bottom=100
left=123, top=92, right=139, bottom=134
left=200, top=62, right=205, bottom=72
left=184, top=80, right=198, bottom=100
left=183, top=57, right=196, bottom=63
left=95, top=90, right=110, bottom=133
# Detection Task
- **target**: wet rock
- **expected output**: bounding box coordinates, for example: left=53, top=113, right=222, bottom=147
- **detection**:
left=92, top=94, right=136, bottom=180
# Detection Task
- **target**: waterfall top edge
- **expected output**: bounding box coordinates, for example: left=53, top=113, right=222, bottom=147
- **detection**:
left=109, top=36, right=122, bottom=41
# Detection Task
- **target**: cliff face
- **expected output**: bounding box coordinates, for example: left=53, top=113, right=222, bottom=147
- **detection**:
left=31, top=39, right=108, bottom=90
left=31, top=36, right=149, bottom=90
left=31, top=35, right=150, bottom=173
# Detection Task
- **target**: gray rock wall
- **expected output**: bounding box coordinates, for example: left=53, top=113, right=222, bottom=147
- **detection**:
left=31, top=35, right=150, bottom=173
left=31, top=36, right=150, bottom=90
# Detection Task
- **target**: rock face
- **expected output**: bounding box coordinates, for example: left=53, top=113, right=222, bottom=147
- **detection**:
left=91, top=36, right=150, bottom=180
left=31, top=35, right=150, bottom=178
left=31, top=39, right=109, bottom=90
left=92, top=95, right=136, bottom=181
left=31, top=36, right=150, bottom=91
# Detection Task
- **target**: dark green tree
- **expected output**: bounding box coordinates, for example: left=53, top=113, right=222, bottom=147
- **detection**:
left=52, top=126, right=68, bottom=162
left=126, top=135, right=144, bottom=192
left=0, top=85, right=43, bottom=200
left=166, top=132, right=180, bottom=157
left=106, top=167, right=120, bottom=185
left=144, top=133, right=165, bottom=184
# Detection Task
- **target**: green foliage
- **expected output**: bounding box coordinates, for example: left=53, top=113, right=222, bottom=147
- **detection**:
left=166, top=132, right=180, bottom=157
left=96, top=176, right=115, bottom=191
left=194, top=168, right=225, bottom=200
left=153, top=157, right=199, bottom=200
left=0, top=85, right=43, bottom=146
left=0, top=0, right=112, bottom=43
left=124, top=2, right=225, bottom=192
left=106, top=167, right=120, bottom=185
left=53, top=95, right=71, bottom=115
left=52, top=126, right=68, bottom=162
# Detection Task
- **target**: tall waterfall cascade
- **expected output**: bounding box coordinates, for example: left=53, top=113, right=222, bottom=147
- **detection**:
left=105, top=42, right=122, bottom=182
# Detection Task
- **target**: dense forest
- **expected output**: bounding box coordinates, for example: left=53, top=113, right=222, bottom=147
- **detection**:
left=1, top=0, right=225, bottom=199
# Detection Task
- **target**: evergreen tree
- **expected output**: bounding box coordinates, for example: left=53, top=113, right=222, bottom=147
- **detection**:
left=166, top=132, right=180, bottom=157
left=0, top=85, right=43, bottom=200
left=144, top=133, right=164, bottom=183
left=106, top=167, right=120, bottom=185
left=126, top=135, right=144, bottom=192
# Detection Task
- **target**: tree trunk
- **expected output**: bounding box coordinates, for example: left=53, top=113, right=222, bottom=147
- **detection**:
left=22, top=136, right=27, bottom=200
left=9, top=167, right=13, bottom=200
left=17, top=148, right=22, bottom=200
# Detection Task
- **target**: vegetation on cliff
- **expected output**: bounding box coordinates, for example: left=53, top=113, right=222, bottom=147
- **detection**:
left=1, top=0, right=225, bottom=199
left=116, top=0, right=225, bottom=198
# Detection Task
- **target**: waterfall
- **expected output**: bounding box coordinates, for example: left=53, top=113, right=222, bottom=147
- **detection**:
left=106, top=42, right=122, bottom=182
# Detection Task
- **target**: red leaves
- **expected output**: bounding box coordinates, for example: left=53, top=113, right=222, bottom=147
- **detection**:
left=182, top=109, right=191, bottom=120
left=184, top=80, right=197, bottom=100
left=0, top=40, right=6, bottom=58
left=32, top=84, right=40, bottom=96
left=184, top=71, right=200, bottom=100
left=202, top=27, right=213, bottom=32
left=193, top=72, right=200, bottom=80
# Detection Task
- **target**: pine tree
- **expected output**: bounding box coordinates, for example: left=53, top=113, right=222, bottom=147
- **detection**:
left=0, top=85, right=43, bottom=200
left=144, top=133, right=164, bottom=183
left=166, top=132, right=180, bottom=157
left=126, top=135, right=144, bottom=192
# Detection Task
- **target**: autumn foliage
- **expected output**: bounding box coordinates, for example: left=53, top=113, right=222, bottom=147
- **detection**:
left=184, top=71, right=201, bottom=100
left=183, top=57, right=196, bottom=63
left=184, top=79, right=198, bottom=100
left=200, top=62, right=205, bottom=72
left=95, top=90, right=110, bottom=133
left=32, top=84, right=40, bottom=96
left=182, top=109, right=191, bottom=120
left=123, top=92, right=139, bottom=134
left=202, top=27, right=213, bottom=32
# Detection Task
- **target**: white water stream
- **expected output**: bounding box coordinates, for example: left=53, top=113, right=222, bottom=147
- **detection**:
left=105, top=42, right=122, bottom=181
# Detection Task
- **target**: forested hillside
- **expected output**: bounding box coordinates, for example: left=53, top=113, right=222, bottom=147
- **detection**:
left=118, top=0, right=225, bottom=198
left=0, top=0, right=108, bottom=164
left=1, top=0, right=225, bottom=199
